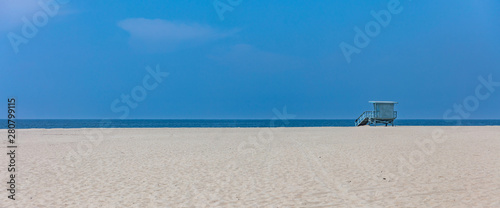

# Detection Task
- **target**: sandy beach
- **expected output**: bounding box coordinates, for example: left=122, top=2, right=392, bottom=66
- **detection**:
left=1, top=126, right=499, bottom=207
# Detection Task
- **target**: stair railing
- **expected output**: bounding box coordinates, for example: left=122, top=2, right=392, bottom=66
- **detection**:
left=355, top=111, right=374, bottom=126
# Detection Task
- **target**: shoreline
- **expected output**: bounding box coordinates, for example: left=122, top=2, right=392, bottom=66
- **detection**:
left=6, top=125, right=500, bottom=130
left=3, top=119, right=500, bottom=130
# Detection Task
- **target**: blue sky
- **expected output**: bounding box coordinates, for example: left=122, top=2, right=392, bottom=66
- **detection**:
left=1, top=0, right=499, bottom=119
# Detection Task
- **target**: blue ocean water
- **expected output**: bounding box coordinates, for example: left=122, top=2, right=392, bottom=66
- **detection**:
left=1, top=119, right=500, bottom=129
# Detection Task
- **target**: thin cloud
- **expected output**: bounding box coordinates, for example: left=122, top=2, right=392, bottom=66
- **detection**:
left=118, top=18, right=237, bottom=52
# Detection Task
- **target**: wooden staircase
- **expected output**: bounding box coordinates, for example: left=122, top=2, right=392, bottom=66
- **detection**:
left=355, top=111, right=373, bottom=126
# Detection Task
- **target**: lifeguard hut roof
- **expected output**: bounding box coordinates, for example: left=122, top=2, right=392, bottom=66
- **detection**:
left=369, top=101, right=398, bottom=104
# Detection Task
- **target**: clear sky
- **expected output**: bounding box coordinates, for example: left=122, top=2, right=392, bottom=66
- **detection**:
left=1, top=0, right=499, bottom=119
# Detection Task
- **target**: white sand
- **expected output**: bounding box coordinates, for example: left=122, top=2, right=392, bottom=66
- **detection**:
left=1, top=126, right=499, bottom=207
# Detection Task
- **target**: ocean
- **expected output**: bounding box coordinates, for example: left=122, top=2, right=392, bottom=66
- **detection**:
left=1, top=119, right=500, bottom=129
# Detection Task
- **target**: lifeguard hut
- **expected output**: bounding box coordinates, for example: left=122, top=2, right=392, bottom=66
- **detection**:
left=355, top=101, right=398, bottom=126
